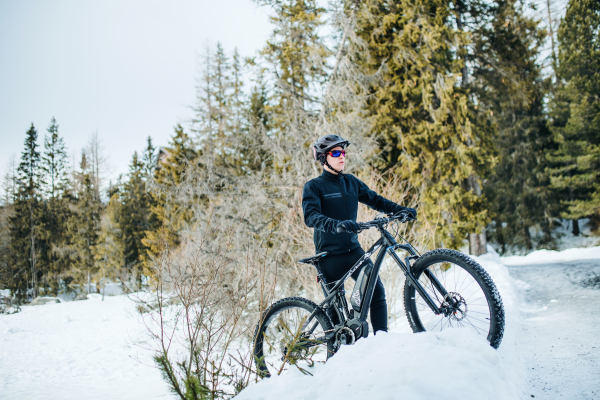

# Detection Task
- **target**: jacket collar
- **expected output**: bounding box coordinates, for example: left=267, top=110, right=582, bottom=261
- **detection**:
left=321, top=169, right=341, bottom=182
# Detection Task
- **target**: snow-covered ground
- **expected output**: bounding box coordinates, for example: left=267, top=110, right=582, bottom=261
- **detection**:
left=1, top=245, right=599, bottom=400
left=0, top=293, right=174, bottom=400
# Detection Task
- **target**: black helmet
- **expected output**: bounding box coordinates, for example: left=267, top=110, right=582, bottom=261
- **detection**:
left=312, top=135, right=351, bottom=164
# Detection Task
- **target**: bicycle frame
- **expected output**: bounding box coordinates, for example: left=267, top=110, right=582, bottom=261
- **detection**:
left=310, top=223, right=448, bottom=339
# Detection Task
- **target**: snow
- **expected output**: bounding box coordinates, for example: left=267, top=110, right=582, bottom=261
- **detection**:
left=553, top=218, right=600, bottom=251
left=2, top=243, right=599, bottom=399
left=237, top=247, right=525, bottom=400
left=506, top=258, right=600, bottom=398
left=239, top=329, right=516, bottom=400
left=501, top=246, right=600, bottom=266
left=0, top=294, right=174, bottom=400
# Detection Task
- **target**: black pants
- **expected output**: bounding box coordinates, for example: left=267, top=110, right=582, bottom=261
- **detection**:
left=319, top=247, right=388, bottom=333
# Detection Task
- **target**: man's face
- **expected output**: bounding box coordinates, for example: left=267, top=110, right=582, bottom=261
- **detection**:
left=326, top=146, right=346, bottom=172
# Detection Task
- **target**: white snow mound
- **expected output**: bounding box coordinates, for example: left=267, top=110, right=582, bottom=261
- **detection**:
left=501, top=245, right=600, bottom=265
left=238, top=329, right=517, bottom=400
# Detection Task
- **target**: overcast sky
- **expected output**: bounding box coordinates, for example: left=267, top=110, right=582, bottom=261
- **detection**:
left=0, top=0, right=272, bottom=186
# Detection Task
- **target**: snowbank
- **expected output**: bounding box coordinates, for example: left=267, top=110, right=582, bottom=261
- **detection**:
left=238, top=248, right=523, bottom=400
left=501, top=245, right=600, bottom=266
left=239, top=329, right=516, bottom=400
left=0, top=294, right=173, bottom=400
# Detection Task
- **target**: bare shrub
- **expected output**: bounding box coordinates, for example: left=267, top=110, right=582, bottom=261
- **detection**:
left=136, top=213, right=277, bottom=399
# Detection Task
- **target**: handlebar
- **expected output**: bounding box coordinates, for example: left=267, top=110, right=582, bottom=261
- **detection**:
left=336, top=212, right=416, bottom=233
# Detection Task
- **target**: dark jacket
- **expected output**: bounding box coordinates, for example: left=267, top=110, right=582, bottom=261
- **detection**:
left=302, top=170, right=399, bottom=255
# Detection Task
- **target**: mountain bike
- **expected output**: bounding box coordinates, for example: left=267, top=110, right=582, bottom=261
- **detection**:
left=253, top=212, right=505, bottom=377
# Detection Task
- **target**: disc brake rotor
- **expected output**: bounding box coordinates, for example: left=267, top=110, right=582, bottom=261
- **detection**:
left=442, top=292, right=468, bottom=321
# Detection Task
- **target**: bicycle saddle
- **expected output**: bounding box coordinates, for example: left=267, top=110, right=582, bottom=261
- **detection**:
left=298, top=251, right=328, bottom=265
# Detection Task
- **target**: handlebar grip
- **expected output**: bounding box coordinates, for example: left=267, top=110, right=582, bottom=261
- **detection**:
left=336, top=225, right=347, bottom=233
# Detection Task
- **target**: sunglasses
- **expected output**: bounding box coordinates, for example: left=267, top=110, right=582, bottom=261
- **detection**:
left=327, top=150, right=346, bottom=158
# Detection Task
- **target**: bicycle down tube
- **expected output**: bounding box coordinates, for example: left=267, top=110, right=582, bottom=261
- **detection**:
left=354, top=226, right=443, bottom=321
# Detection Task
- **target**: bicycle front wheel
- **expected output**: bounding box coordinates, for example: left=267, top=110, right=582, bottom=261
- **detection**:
left=253, top=297, right=335, bottom=378
left=403, top=249, right=505, bottom=348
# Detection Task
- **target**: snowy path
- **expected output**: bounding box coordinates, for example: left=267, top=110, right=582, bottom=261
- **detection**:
left=509, top=260, right=600, bottom=399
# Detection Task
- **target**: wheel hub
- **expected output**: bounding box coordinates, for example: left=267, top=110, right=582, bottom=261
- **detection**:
left=442, top=292, right=467, bottom=321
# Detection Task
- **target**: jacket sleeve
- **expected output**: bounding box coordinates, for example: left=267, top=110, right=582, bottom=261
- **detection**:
left=302, top=182, right=340, bottom=233
left=355, top=176, right=399, bottom=214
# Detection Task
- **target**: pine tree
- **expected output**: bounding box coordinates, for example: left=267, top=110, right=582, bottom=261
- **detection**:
left=466, top=0, right=555, bottom=253
left=9, top=124, right=45, bottom=300
left=93, top=192, right=125, bottom=295
left=38, top=117, right=72, bottom=293
left=547, top=0, right=600, bottom=233
left=259, top=0, right=329, bottom=128
left=143, top=125, right=197, bottom=270
left=0, top=159, right=17, bottom=292
left=120, top=151, right=153, bottom=285
left=355, top=0, right=495, bottom=250
left=68, top=152, right=101, bottom=293
left=231, top=48, right=246, bottom=136
left=142, top=136, right=157, bottom=180
left=41, top=117, right=69, bottom=198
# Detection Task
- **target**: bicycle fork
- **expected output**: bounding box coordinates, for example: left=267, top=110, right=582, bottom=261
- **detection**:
left=386, top=246, right=446, bottom=315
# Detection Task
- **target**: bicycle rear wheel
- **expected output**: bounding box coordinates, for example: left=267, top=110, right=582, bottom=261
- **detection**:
left=403, top=249, right=505, bottom=348
left=253, top=297, right=335, bottom=378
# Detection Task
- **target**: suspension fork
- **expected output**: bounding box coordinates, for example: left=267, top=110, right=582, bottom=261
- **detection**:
left=386, top=249, right=442, bottom=314
left=423, top=269, right=450, bottom=299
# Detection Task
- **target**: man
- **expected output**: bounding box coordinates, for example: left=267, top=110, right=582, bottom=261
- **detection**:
left=302, top=134, right=416, bottom=333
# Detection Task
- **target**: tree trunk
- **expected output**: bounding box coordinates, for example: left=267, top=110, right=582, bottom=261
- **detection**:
left=572, top=218, right=580, bottom=236
left=469, top=231, right=487, bottom=256
left=467, top=174, right=488, bottom=256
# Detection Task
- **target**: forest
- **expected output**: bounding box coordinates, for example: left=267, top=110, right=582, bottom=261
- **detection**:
left=1, top=0, right=598, bottom=395
left=1, top=0, right=598, bottom=301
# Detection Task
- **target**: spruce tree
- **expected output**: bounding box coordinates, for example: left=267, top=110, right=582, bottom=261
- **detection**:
left=142, top=136, right=157, bottom=180
left=355, top=0, right=495, bottom=250
left=39, top=117, right=71, bottom=293
left=120, top=151, right=153, bottom=284
left=41, top=117, right=69, bottom=198
left=143, top=125, right=197, bottom=270
left=547, top=0, right=600, bottom=233
left=93, top=192, right=125, bottom=295
left=0, top=160, right=17, bottom=292
left=468, top=0, right=555, bottom=252
left=10, top=124, right=44, bottom=299
left=68, top=153, right=101, bottom=293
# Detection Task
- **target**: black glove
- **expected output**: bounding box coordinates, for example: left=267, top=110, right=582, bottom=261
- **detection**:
left=336, top=220, right=360, bottom=233
left=392, top=205, right=417, bottom=219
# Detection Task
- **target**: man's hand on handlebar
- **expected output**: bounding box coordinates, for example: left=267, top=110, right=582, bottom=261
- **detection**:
left=336, top=220, right=360, bottom=233
left=392, top=205, right=417, bottom=219
left=390, top=210, right=417, bottom=222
